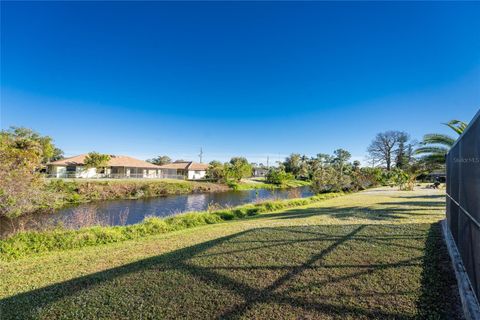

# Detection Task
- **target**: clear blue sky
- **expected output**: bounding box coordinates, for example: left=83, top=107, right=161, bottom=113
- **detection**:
left=1, top=2, right=479, bottom=164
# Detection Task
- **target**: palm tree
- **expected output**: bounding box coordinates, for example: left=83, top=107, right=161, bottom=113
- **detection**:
left=415, top=120, right=467, bottom=166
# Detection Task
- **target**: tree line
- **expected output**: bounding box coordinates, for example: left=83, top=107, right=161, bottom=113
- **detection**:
left=0, top=118, right=468, bottom=218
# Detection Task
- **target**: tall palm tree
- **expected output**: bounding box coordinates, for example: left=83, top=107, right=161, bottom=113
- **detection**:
left=415, top=120, right=467, bottom=166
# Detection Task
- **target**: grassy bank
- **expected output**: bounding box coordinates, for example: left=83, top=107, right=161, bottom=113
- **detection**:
left=0, top=187, right=460, bottom=319
left=46, top=178, right=228, bottom=203
left=232, top=178, right=310, bottom=190
left=0, top=193, right=342, bottom=260
left=8, top=178, right=229, bottom=217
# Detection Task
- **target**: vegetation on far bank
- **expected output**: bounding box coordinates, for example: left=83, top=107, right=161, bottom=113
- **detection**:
left=1, top=119, right=465, bottom=219
left=1, top=176, right=230, bottom=219
left=0, top=192, right=342, bottom=261
left=45, top=178, right=228, bottom=206
left=0, top=187, right=460, bottom=319
left=230, top=178, right=310, bottom=190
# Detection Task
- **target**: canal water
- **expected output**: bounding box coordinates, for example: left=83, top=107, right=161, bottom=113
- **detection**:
left=0, top=186, right=313, bottom=238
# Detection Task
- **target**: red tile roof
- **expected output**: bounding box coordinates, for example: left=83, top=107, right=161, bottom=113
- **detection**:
left=158, top=161, right=209, bottom=171
left=48, top=154, right=161, bottom=169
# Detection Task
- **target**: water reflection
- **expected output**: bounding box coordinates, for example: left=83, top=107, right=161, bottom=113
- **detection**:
left=0, top=186, right=312, bottom=238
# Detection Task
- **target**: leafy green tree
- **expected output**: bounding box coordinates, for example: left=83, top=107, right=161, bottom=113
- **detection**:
left=283, top=153, right=302, bottom=178
left=147, top=155, right=172, bottom=165
left=265, top=168, right=294, bottom=185
left=206, top=161, right=225, bottom=182
left=415, top=120, right=467, bottom=167
left=0, top=133, right=56, bottom=218
left=390, top=167, right=425, bottom=191
left=395, top=135, right=407, bottom=169
left=394, top=135, right=416, bottom=170
left=333, top=149, right=351, bottom=175
left=351, top=167, right=383, bottom=191
left=225, top=157, right=252, bottom=181
left=1, top=126, right=63, bottom=164
left=296, top=155, right=310, bottom=180
left=83, top=152, right=111, bottom=170
left=310, top=166, right=338, bottom=193
left=353, top=160, right=361, bottom=170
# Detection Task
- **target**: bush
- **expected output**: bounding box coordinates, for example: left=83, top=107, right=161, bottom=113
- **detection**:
left=0, top=134, right=60, bottom=218
left=214, top=210, right=236, bottom=220
left=265, top=168, right=294, bottom=185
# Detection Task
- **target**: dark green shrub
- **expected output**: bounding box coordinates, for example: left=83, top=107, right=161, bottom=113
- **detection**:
left=214, top=210, right=236, bottom=220
left=265, top=168, right=294, bottom=185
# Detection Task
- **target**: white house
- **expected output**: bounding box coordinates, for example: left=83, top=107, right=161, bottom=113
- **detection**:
left=158, top=161, right=209, bottom=180
left=253, top=167, right=269, bottom=177
left=47, top=154, right=163, bottom=179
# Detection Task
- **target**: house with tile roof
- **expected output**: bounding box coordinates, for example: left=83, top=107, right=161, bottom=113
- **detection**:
left=47, top=155, right=209, bottom=180
left=47, top=154, right=164, bottom=179
left=158, top=161, right=209, bottom=180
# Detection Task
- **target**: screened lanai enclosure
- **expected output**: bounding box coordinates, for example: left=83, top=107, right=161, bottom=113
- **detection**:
left=446, top=110, right=480, bottom=303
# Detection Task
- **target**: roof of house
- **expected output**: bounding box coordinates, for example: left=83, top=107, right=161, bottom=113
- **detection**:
left=157, top=162, right=191, bottom=170
left=48, top=154, right=161, bottom=169
left=188, top=162, right=209, bottom=171
left=158, top=161, right=209, bottom=171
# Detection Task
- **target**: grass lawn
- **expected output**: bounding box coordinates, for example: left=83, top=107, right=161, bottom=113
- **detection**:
left=0, top=187, right=461, bottom=319
left=234, top=178, right=310, bottom=190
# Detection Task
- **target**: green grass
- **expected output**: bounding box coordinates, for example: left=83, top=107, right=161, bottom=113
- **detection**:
left=233, top=179, right=310, bottom=190
left=0, top=187, right=461, bottom=319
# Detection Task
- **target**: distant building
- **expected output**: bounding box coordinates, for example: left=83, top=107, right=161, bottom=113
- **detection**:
left=47, top=155, right=210, bottom=180
left=158, top=161, right=209, bottom=180
left=252, top=167, right=269, bottom=177
left=47, top=154, right=162, bottom=179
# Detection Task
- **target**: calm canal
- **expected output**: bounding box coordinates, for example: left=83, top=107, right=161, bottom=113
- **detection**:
left=0, top=186, right=313, bottom=238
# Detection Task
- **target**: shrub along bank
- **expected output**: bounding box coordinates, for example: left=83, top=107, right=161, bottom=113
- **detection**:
left=0, top=192, right=342, bottom=261
left=229, top=179, right=310, bottom=190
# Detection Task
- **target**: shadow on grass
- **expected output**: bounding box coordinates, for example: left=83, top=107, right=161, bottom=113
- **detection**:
left=0, top=223, right=461, bottom=319
left=253, top=196, right=445, bottom=222
left=259, top=206, right=441, bottom=221
left=395, top=195, right=445, bottom=200
left=377, top=201, right=444, bottom=207
left=417, top=223, right=462, bottom=319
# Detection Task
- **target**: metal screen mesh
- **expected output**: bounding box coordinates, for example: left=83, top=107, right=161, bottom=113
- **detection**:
left=446, top=111, right=480, bottom=300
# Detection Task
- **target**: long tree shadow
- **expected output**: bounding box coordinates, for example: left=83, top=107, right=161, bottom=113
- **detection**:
left=377, top=201, right=444, bottom=207
left=417, top=223, right=463, bottom=319
left=396, top=195, right=445, bottom=200
left=1, top=223, right=461, bottom=320
left=259, top=205, right=442, bottom=221
left=248, top=192, right=446, bottom=222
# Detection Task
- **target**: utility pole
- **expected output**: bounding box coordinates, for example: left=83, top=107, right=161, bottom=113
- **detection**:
left=199, top=148, right=203, bottom=163
left=267, top=156, right=269, bottom=168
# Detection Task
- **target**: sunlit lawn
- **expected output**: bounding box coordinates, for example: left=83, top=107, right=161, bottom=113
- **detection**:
left=0, top=187, right=461, bottom=319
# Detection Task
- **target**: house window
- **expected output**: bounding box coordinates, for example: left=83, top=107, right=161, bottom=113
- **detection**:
left=66, top=166, right=76, bottom=172
left=195, top=170, right=201, bottom=174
